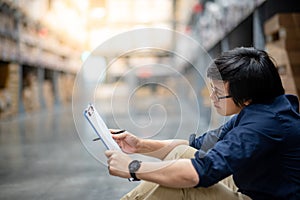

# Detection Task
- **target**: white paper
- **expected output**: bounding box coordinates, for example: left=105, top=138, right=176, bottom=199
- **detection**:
left=84, top=104, right=121, bottom=150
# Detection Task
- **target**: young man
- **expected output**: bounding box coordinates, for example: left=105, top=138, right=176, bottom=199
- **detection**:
left=105, top=47, right=300, bottom=199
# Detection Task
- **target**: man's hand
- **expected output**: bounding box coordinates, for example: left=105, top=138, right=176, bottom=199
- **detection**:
left=105, top=150, right=132, bottom=179
left=110, top=129, right=189, bottom=160
left=110, top=130, right=141, bottom=154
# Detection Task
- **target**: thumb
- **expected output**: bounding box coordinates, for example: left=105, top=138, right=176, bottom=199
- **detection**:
left=104, top=150, right=114, bottom=158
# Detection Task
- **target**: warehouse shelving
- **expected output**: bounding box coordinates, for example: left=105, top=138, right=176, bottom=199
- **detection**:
left=0, top=0, right=82, bottom=118
left=186, top=0, right=300, bottom=57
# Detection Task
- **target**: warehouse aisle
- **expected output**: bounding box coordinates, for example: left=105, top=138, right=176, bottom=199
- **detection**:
left=0, top=90, right=208, bottom=200
left=0, top=106, right=138, bottom=200
left=1, top=0, right=300, bottom=198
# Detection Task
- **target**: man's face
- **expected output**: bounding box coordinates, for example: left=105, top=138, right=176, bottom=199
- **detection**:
left=209, top=80, right=243, bottom=116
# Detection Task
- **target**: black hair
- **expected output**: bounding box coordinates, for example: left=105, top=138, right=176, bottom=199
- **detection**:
left=207, top=47, right=285, bottom=106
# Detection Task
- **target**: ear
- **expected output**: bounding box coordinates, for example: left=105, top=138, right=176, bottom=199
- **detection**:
left=243, top=100, right=252, bottom=106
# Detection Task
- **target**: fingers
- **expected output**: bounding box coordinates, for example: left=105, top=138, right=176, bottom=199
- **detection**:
left=111, top=132, right=127, bottom=140
left=105, top=150, right=118, bottom=168
left=109, top=129, right=127, bottom=138
left=109, top=129, right=120, bottom=133
left=105, top=150, right=132, bottom=179
left=105, top=150, right=115, bottom=158
left=106, top=150, right=123, bottom=172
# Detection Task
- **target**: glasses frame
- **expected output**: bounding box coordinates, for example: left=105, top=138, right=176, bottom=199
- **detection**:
left=216, top=95, right=232, bottom=100
left=210, top=84, right=232, bottom=101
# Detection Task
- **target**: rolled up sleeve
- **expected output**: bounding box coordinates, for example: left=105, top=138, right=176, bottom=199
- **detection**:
left=191, top=148, right=233, bottom=187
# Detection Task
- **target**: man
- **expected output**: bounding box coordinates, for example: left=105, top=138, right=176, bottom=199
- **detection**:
left=105, top=47, right=300, bottom=199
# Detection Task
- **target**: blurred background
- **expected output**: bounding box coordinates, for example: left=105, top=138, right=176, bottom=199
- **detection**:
left=0, top=0, right=299, bottom=199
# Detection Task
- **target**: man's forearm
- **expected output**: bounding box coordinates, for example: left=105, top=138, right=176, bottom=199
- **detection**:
left=136, top=159, right=199, bottom=188
left=138, top=139, right=189, bottom=160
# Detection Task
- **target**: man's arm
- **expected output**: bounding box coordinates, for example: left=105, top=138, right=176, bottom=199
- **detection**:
left=136, top=159, right=199, bottom=188
left=105, top=150, right=199, bottom=188
left=112, top=131, right=188, bottom=160
left=138, top=139, right=189, bottom=160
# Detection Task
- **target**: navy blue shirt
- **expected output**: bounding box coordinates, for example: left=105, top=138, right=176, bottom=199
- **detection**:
left=190, top=95, right=300, bottom=199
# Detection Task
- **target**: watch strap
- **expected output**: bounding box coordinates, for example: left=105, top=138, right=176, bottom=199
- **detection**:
left=129, top=172, right=140, bottom=181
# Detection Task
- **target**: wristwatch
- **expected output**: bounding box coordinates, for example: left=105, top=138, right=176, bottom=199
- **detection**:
left=128, top=160, right=142, bottom=181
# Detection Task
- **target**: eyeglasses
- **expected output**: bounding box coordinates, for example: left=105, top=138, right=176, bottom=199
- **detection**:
left=210, top=84, right=232, bottom=101
left=216, top=95, right=232, bottom=100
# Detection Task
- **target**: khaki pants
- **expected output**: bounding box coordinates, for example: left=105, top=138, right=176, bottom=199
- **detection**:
left=121, top=145, right=251, bottom=200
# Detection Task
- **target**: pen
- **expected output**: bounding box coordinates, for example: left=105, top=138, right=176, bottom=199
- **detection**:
left=93, top=129, right=126, bottom=141
left=111, top=129, right=126, bottom=134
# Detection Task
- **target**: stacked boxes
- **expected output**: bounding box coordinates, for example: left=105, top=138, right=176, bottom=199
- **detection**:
left=264, top=13, right=300, bottom=97
left=43, top=80, right=54, bottom=110
left=57, top=73, right=74, bottom=105
left=6, top=63, right=21, bottom=116
left=0, top=63, right=21, bottom=119
left=22, top=72, right=40, bottom=112
left=0, top=64, right=10, bottom=118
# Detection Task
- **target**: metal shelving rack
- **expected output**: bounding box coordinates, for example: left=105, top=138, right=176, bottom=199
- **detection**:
left=186, top=0, right=300, bottom=58
left=0, top=0, right=82, bottom=117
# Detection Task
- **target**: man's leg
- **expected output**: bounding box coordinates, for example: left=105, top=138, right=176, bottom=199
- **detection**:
left=120, top=181, right=159, bottom=200
left=147, top=178, right=250, bottom=200
left=122, top=145, right=197, bottom=200
left=221, top=175, right=238, bottom=192
left=121, top=145, right=250, bottom=200
left=121, top=145, right=196, bottom=200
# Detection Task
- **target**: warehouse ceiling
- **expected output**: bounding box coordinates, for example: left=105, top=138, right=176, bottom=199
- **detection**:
left=17, top=0, right=193, bottom=54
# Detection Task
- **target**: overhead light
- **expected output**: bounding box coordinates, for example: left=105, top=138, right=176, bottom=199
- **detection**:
left=90, top=7, right=106, bottom=19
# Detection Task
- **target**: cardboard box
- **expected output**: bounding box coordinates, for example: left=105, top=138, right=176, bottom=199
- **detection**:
left=57, top=73, right=74, bottom=105
left=266, top=28, right=300, bottom=44
left=266, top=39, right=300, bottom=51
left=265, top=43, right=290, bottom=69
left=264, top=13, right=300, bottom=36
left=0, top=65, right=9, bottom=88
left=0, top=63, right=22, bottom=118
left=265, top=43, right=300, bottom=97
left=22, top=75, right=40, bottom=112
left=43, top=80, right=54, bottom=110
left=280, top=75, right=297, bottom=95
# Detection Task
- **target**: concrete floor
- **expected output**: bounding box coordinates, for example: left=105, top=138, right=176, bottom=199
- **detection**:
left=0, top=90, right=209, bottom=200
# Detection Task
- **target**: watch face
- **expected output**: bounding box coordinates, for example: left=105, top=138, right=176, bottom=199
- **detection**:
left=129, top=160, right=141, bottom=171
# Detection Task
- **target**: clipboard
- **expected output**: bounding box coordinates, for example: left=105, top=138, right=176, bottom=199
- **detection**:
left=84, top=104, right=121, bottom=151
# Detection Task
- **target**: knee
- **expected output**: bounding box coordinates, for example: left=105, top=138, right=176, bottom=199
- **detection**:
left=164, top=145, right=197, bottom=160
